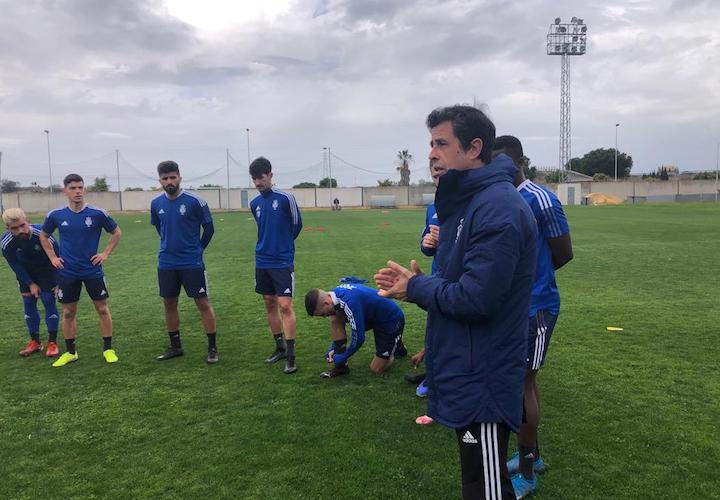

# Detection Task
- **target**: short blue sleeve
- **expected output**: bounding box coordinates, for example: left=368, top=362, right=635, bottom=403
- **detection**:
left=41, top=214, right=56, bottom=235
left=538, top=200, right=569, bottom=239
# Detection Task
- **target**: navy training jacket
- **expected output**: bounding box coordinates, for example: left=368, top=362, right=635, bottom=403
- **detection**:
left=407, top=154, right=537, bottom=431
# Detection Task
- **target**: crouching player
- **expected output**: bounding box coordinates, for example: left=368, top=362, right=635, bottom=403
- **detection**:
left=2, top=208, right=60, bottom=357
left=304, top=281, right=406, bottom=378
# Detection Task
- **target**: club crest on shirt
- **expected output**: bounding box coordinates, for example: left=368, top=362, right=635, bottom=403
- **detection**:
left=272, top=199, right=279, bottom=211
left=85, top=216, right=93, bottom=227
left=179, top=204, right=187, bottom=216
left=34, top=244, right=41, bottom=251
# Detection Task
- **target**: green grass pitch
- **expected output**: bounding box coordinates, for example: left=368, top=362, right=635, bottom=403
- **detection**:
left=1, top=203, right=718, bottom=499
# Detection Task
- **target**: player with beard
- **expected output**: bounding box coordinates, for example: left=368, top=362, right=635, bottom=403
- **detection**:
left=2, top=208, right=61, bottom=357
left=151, top=161, right=218, bottom=363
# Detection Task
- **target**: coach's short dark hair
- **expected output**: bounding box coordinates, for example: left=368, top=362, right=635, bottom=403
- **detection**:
left=249, top=157, right=272, bottom=179
left=493, top=135, right=524, bottom=165
left=63, top=173, right=84, bottom=186
left=426, top=105, right=496, bottom=164
left=304, top=288, right=321, bottom=316
left=157, top=161, right=180, bottom=176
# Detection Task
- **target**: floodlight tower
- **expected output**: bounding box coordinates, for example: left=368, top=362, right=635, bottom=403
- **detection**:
left=547, top=17, right=587, bottom=179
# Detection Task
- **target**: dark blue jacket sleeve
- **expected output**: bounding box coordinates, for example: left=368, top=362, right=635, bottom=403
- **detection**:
left=2, top=247, right=33, bottom=286
left=285, top=195, right=302, bottom=239
left=407, top=222, right=523, bottom=322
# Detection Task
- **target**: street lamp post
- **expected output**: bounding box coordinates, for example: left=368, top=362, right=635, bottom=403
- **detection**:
left=246, top=128, right=251, bottom=188
left=614, top=123, right=620, bottom=182
left=0, top=151, right=4, bottom=213
left=715, top=141, right=719, bottom=202
left=44, top=130, right=53, bottom=193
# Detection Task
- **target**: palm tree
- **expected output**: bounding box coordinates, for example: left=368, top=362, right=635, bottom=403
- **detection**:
left=396, top=149, right=413, bottom=186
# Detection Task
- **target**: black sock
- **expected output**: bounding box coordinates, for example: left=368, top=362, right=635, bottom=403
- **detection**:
left=286, top=339, right=295, bottom=360
left=519, top=446, right=535, bottom=480
left=207, top=333, right=217, bottom=350
left=103, top=336, right=112, bottom=351
left=169, top=331, right=181, bottom=349
left=48, top=331, right=58, bottom=343
left=65, top=338, right=76, bottom=354
left=273, top=333, right=285, bottom=351
left=30, top=332, right=40, bottom=342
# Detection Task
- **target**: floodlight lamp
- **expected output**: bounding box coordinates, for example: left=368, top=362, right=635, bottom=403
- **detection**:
left=555, top=45, right=561, bottom=51
left=581, top=26, right=587, bottom=33
left=555, top=17, right=561, bottom=24
left=578, top=18, right=584, bottom=24
left=558, top=26, right=566, bottom=33
left=571, top=16, right=577, bottom=23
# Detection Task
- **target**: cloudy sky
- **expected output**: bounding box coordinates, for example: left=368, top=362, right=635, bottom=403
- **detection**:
left=1, top=0, right=718, bottom=189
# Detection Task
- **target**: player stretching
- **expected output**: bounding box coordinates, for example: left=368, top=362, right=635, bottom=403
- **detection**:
left=151, top=161, right=218, bottom=364
left=493, top=136, right=573, bottom=499
left=250, top=157, right=302, bottom=374
left=2, top=208, right=60, bottom=357
left=304, top=282, right=407, bottom=378
left=40, top=174, right=122, bottom=367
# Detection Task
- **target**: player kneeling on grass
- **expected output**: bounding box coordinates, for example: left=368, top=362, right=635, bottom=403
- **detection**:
left=304, top=281, right=407, bottom=378
left=2, top=208, right=61, bottom=358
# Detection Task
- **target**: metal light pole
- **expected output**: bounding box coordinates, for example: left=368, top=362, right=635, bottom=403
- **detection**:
left=246, top=128, right=251, bottom=187
left=226, top=148, right=231, bottom=210
left=0, top=151, right=4, bottom=213
left=44, top=130, right=53, bottom=193
left=547, top=17, right=587, bottom=181
left=116, top=149, right=123, bottom=211
left=614, top=123, right=619, bottom=182
left=715, top=141, right=719, bottom=202
left=327, top=147, right=333, bottom=207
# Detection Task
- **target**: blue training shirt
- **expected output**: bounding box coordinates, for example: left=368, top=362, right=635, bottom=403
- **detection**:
left=517, top=180, right=570, bottom=316
left=327, top=283, right=405, bottom=365
left=1, top=224, right=58, bottom=285
left=150, top=191, right=213, bottom=270
left=420, top=202, right=439, bottom=274
left=42, top=205, right=118, bottom=279
left=250, top=188, right=302, bottom=268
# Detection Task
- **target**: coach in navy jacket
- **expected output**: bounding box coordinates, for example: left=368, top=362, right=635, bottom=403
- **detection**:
left=376, top=105, right=536, bottom=499
left=411, top=155, right=537, bottom=430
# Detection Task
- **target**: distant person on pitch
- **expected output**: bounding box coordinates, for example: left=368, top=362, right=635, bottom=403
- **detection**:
left=332, top=197, right=341, bottom=211
left=2, top=208, right=61, bottom=358
left=40, top=173, right=122, bottom=367
left=151, top=161, right=218, bottom=364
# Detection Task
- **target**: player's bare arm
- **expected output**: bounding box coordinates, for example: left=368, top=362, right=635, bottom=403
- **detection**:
left=39, top=231, right=64, bottom=269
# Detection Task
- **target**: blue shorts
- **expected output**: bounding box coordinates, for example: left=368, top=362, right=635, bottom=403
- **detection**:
left=373, top=317, right=405, bottom=359
left=57, top=275, right=109, bottom=304
left=255, top=267, right=294, bottom=297
left=527, top=310, right=558, bottom=370
left=18, top=268, right=57, bottom=294
left=158, top=268, right=208, bottom=299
